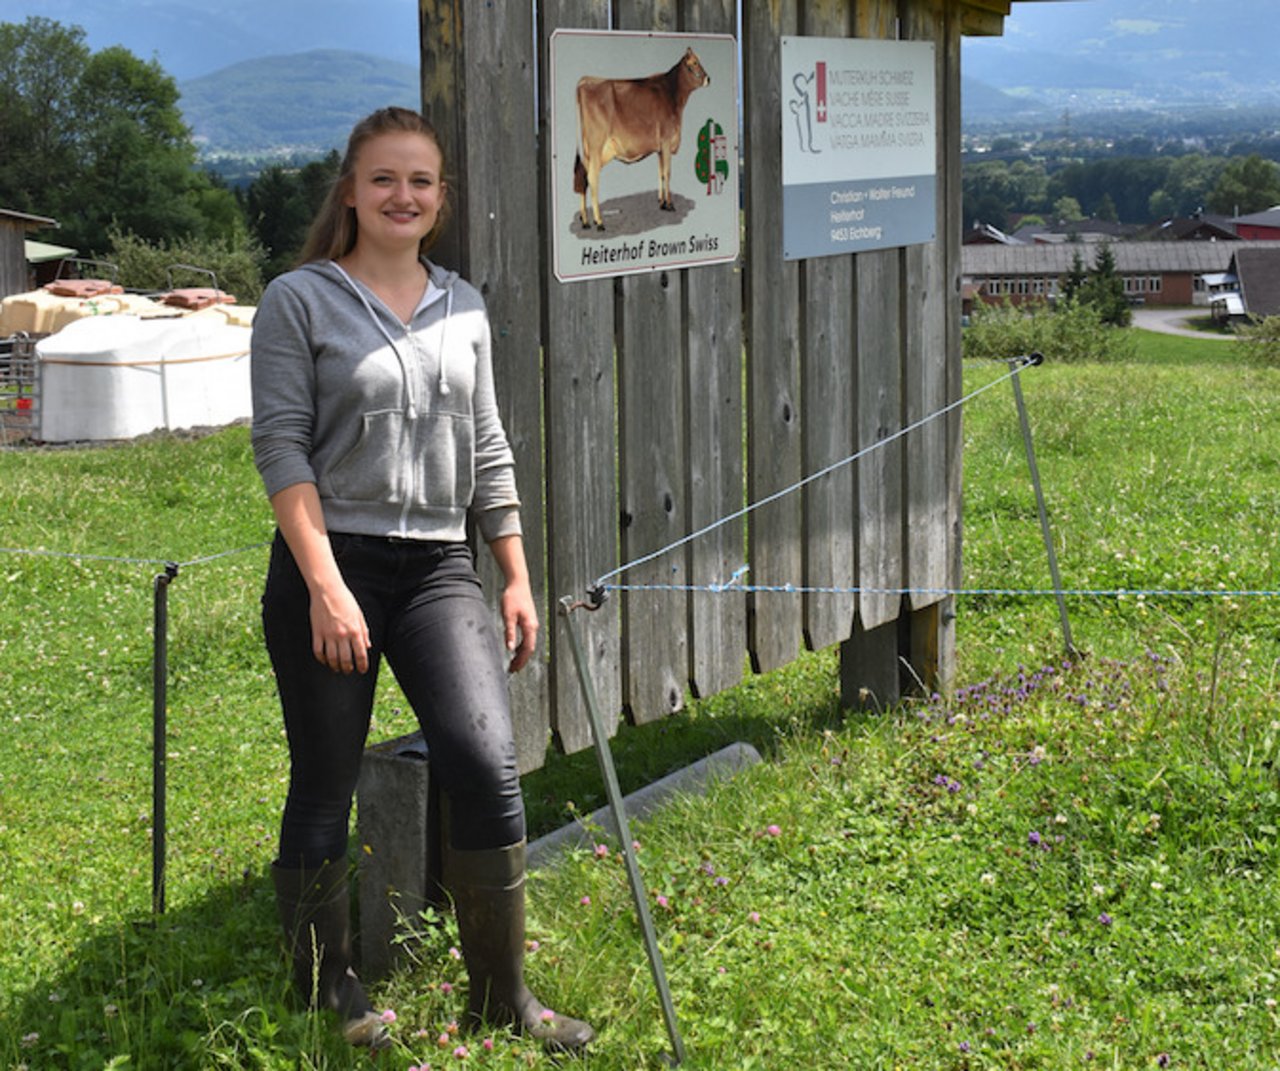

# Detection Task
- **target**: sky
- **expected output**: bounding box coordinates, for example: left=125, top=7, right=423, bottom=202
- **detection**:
left=0, top=0, right=1269, bottom=101
left=0, top=1, right=1115, bottom=84
left=0, top=0, right=421, bottom=81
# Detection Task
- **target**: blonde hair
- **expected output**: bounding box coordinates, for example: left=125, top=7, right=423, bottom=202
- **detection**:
left=297, top=107, right=451, bottom=265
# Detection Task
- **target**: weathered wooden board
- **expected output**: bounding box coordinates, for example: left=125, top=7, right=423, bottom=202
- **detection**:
left=800, top=0, right=858, bottom=653
left=613, top=1, right=687, bottom=725
left=941, top=0, right=966, bottom=694
left=744, top=0, right=804, bottom=674
left=683, top=0, right=745, bottom=702
left=903, top=0, right=950, bottom=608
left=463, top=0, right=552, bottom=771
left=853, top=0, right=905, bottom=633
left=619, top=270, right=688, bottom=723
left=539, top=0, right=622, bottom=754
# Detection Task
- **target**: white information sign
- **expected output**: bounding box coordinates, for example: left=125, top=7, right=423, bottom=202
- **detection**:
left=781, top=36, right=937, bottom=261
left=550, top=30, right=740, bottom=282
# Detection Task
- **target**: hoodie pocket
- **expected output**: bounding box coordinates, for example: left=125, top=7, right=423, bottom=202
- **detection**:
left=415, top=411, right=474, bottom=509
left=327, top=409, right=408, bottom=503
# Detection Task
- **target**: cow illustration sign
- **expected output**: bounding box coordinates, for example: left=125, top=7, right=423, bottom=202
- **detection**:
left=781, top=36, right=937, bottom=260
left=550, top=30, right=740, bottom=283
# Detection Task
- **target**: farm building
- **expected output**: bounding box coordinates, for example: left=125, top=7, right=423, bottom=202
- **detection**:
left=1210, top=246, right=1280, bottom=323
left=1234, top=207, right=1280, bottom=241
left=963, top=240, right=1280, bottom=311
left=0, top=209, right=61, bottom=299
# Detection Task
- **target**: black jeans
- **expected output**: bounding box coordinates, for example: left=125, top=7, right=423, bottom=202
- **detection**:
left=262, top=531, right=525, bottom=868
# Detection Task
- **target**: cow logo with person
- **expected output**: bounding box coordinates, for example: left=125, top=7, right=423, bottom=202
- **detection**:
left=550, top=30, right=739, bottom=281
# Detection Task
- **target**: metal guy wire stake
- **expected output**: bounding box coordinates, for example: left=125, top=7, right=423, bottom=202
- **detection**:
left=1008, top=354, right=1077, bottom=657
left=558, top=594, right=686, bottom=1067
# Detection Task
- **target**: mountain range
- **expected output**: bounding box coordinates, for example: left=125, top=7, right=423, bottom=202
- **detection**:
left=1, top=0, right=1276, bottom=154
left=963, top=0, right=1280, bottom=118
left=179, top=51, right=419, bottom=157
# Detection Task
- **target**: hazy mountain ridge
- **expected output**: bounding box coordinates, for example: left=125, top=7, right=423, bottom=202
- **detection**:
left=179, top=51, right=419, bottom=157
left=5, top=0, right=1275, bottom=153
left=964, top=0, right=1280, bottom=113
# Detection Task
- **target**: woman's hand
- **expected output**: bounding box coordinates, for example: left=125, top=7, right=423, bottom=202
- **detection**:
left=490, top=534, right=539, bottom=673
left=270, top=482, right=371, bottom=674
left=500, top=575, right=539, bottom=673
left=309, top=578, right=372, bottom=674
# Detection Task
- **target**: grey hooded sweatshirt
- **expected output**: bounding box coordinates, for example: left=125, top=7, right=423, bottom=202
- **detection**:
left=250, top=259, right=521, bottom=544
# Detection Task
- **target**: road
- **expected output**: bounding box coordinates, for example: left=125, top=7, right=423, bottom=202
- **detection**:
left=1131, top=306, right=1233, bottom=341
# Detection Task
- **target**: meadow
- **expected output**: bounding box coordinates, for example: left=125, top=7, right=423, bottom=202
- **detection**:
left=2, top=324, right=1279, bottom=1069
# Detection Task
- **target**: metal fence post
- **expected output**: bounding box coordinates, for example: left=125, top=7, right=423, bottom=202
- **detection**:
left=152, top=562, right=179, bottom=915
left=1008, top=354, right=1077, bottom=657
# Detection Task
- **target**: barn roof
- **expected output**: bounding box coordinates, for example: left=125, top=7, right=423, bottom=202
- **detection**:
left=0, top=208, right=57, bottom=230
left=1233, top=247, right=1280, bottom=319
left=963, top=240, right=1280, bottom=277
left=1233, top=207, right=1280, bottom=228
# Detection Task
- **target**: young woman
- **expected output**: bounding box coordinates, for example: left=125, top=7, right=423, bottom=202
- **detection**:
left=250, top=106, right=593, bottom=1053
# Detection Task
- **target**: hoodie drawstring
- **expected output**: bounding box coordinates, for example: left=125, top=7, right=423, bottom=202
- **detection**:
left=330, top=260, right=453, bottom=415
left=437, top=287, right=452, bottom=396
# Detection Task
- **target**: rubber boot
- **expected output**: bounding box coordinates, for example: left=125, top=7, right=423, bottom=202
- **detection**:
left=446, top=839, right=595, bottom=1053
left=271, top=860, right=391, bottom=1050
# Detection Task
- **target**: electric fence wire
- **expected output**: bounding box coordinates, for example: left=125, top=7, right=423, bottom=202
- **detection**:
left=0, top=541, right=270, bottom=571
left=2, top=360, right=1276, bottom=603
left=590, top=358, right=1279, bottom=603
left=603, top=581, right=1280, bottom=599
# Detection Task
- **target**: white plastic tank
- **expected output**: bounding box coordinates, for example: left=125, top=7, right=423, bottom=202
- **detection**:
left=35, top=314, right=252, bottom=442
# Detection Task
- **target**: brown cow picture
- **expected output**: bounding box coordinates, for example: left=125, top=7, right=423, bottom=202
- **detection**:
left=573, top=47, right=710, bottom=231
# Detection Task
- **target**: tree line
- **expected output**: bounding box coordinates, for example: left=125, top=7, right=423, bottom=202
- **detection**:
left=1, top=17, right=340, bottom=303
left=964, top=150, right=1280, bottom=233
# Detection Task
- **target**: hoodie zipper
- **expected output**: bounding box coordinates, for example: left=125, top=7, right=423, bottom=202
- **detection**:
left=329, top=260, right=452, bottom=536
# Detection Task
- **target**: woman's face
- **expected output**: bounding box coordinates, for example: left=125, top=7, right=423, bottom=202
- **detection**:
left=344, top=130, right=446, bottom=251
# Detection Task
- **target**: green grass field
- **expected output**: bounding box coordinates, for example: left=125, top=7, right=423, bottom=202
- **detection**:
left=2, top=326, right=1279, bottom=1069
